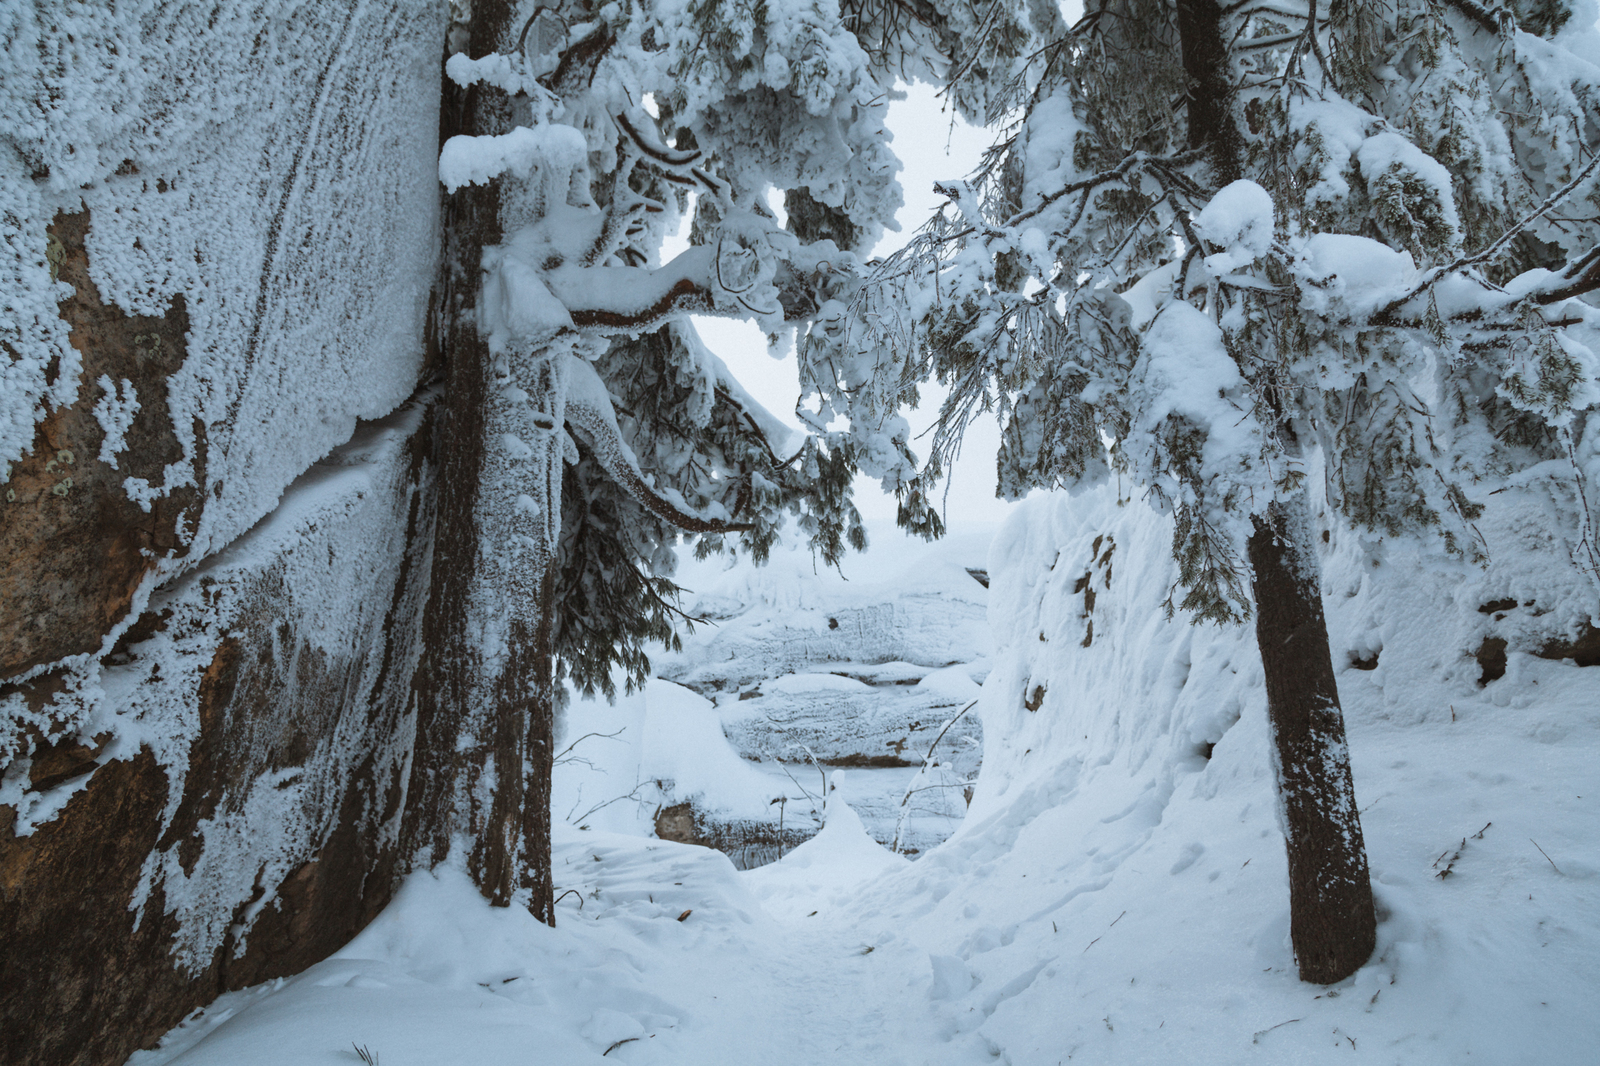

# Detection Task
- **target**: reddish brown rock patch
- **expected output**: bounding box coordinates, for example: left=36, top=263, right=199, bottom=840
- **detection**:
left=0, top=209, right=203, bottom=679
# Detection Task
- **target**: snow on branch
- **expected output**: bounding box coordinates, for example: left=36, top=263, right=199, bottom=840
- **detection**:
left=563, top=273, right=715, bottom=332
left=561, top=356, right=754, bottom=534
left=445, top=51, right=545, bottom=97
left=1372, top=151, right=1600, bottom=324
left=1532, top=246, right=1600, bottom=306
left=439, top=124, right=588, bottom=192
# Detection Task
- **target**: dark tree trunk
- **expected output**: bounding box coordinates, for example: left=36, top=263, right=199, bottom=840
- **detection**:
left=1175, top=0, right=1244, bottom=185
left=1248, top=495, right=1377, bottom=983
left=523, top=563, right=557, bottom=919
left=1173, top=0, right=1376, bottom=984
left=403, top=0, right=553, bottom=922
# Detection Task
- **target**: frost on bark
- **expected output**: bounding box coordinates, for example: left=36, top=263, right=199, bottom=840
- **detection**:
left=1248, top=496, right=1376, bottom=983
left=402, top=0, right=554, bottom=917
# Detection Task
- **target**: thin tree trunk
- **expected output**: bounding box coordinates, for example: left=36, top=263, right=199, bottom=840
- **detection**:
left=523, top=550, right=557, bottom=920
left=1247, top=494, right=1376, bottom=983
left=475, top=344, right=563, bottom=919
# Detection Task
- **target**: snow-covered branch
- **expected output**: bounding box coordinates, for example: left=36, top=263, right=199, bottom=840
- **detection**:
left=561, top=356, right=754, bottom=535
left=1373, top=152, right=1600, bottom=324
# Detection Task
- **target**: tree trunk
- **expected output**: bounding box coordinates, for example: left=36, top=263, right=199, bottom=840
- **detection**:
left=1175, top=0, right=1244, bottom=183
left=1247, top=494, right=1377, bottom=983
left=1173, top=0, right=1376, bottom=984
left=404, top=0, right=553, bottom=922
left=475, top=344, right=564, bottom=920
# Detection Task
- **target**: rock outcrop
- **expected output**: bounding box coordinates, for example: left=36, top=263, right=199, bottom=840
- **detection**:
left=555, top=534, right=994, bottom=865
left=0, top=5, right=444, bottom=1064
left=1, top=402, right=435, bottom=1066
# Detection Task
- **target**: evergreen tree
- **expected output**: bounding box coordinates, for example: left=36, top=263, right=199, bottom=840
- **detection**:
left=407, top=0, right=915, bottom=919
left=826, top=0, right=1600, bottom=982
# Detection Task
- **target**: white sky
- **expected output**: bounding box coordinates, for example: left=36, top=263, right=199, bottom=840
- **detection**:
left=682, top=81, right=1019, bottom=547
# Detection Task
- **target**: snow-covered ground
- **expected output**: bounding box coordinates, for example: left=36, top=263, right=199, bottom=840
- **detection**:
left=128, top=487, right=1599, bottom=1065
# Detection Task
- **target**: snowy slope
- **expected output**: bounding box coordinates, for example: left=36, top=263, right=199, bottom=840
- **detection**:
left=861, top=482, right=1600, bottom=1064
left=128, top=485, right=1599, bottom=1065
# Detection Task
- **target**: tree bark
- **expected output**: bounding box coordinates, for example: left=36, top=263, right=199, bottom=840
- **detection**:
left=475, top=343, right=563, bottom=920
left=404, top=0, right=553, bottom=922
left=1175, top=0, right=1244, bottom=184
left=1247, top=494, right=1377, bottom=983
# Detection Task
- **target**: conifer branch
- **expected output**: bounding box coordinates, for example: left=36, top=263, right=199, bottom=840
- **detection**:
left=563, top=359, right=755, bottom=535
left=1440, top=0, right=1507, bottom=36
left=1373, top=151, right=1600, bottom=323
left=613, top=111, right=703, bottom=167
left=1531, top=245, right=1600, bottom=305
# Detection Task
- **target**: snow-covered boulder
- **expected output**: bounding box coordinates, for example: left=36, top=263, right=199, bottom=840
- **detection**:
left=556, top=529, right=993, bottom=866
left=658, top=530, right=990, bottom=769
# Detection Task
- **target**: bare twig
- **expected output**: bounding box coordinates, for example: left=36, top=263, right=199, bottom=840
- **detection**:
left=1530, top=838, right=1563, bottom=875
left=1565, top=428, right=1600, bottom=590
left=757, top=724, right=829, bottom=817
left=892, top=699, right=980, bottom=853
left=768, top=754, right=822, bottom=818
left=554, top=728, right=626, bottom=765
left=569, top=781, right=650, bottom=826
left=1252, top=1019, right=1302, bottom=1044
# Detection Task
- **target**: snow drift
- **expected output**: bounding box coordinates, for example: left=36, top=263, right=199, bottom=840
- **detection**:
left=130, top=479, right=1600, bottom=1065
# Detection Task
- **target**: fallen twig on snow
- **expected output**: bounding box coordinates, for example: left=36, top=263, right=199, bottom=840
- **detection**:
left=1530, top=838, right=1563, bottom=875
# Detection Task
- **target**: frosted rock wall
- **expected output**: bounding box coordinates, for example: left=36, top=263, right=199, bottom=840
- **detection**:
left=657, top=532, right=992, bottom=766
left=1, top=1, right=442, bottom=680
left=0, top=398, right=437, bottom=1066
left=0, top=5, right=445, bottom=1064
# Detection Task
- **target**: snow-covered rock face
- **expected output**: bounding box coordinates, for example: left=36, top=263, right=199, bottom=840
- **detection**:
left=662, top=533, right=990, bottom=860
left=1, top=399, right=437, bottom=1066
left=554, top=530, right=994, bottom=864
left=1, top=6, right=444, bottom=1064
left=659, top=534, right=992, bottom=694
left=0, top=1, right=442, bottom=686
